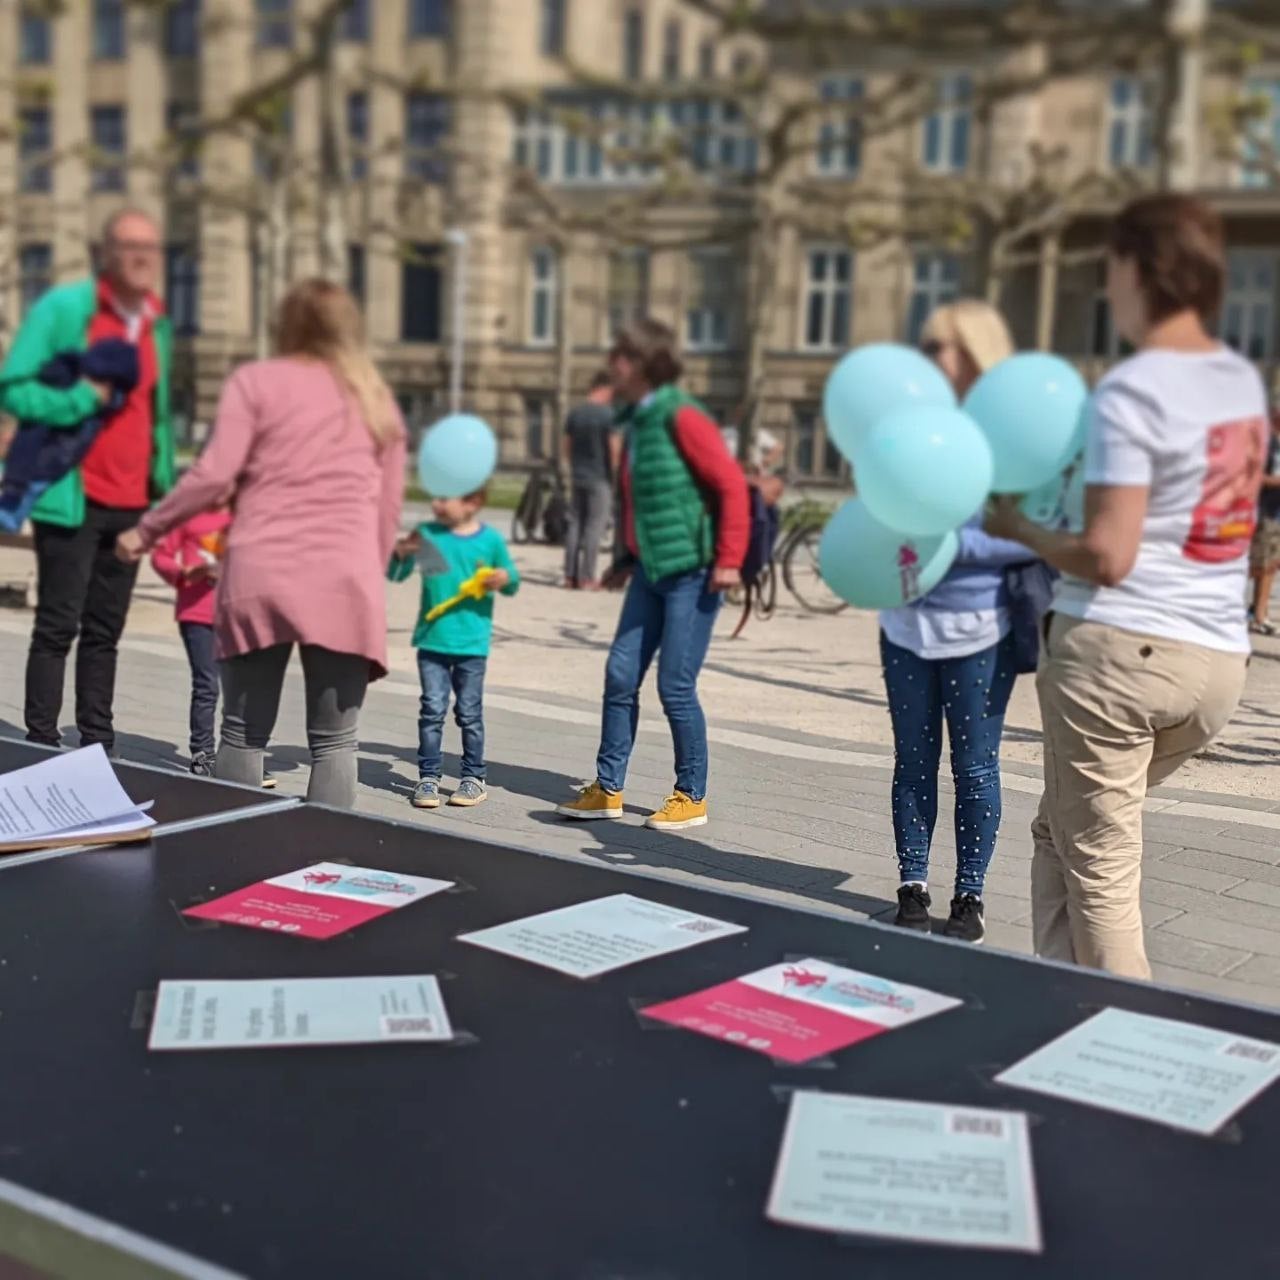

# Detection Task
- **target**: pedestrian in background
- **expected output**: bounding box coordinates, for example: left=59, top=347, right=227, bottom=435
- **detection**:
left=1, top=208, right=175, bottom=754
left=561, top=371, right=617, bottom=590
left=117, top=280, right=405, bottom=809
left=1248, top=404, right=1280, bottom=636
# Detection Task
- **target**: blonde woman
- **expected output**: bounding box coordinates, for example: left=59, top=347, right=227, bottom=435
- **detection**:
left=117, top=280, right=406, bottom=808
left=882, top=300, right=1032, bottom=944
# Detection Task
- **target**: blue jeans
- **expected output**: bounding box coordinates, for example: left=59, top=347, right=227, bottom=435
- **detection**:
left=880, top=630, right=1017, bottom=897
left=417, top=652, right=487, bottom=781
left=596, top=566, right=721, bottom=801
left=179, top=621, right=219, bottom=757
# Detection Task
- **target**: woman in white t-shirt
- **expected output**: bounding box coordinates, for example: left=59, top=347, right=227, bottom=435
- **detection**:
left=986, top=195, right=1267, bottom=982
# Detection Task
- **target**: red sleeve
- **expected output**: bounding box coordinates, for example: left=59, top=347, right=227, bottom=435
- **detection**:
left=150, top=528, right=185, bottom=587
left=672, top=405, right=750, bottom=570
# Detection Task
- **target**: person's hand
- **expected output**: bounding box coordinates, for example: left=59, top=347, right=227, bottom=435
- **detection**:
left=184, top=561, right=220, bottom=584
left=115, top=528, right=145, bottom=564
left=983, top=495, right=1026, bottom=541
left=86, top=378, right=112, bottom=405
left=601, top=563, right=633, bottom=592
left=394, top=531, right=421, bottom=560
left=711, top=566, right=741, bottom=591
left=485, top=569, right=511, bottom=592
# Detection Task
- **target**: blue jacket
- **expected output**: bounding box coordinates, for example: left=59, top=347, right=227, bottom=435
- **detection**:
left=914, top=517, right=1033, bottom=613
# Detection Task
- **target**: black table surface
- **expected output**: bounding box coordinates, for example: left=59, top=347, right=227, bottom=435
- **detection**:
left=1, top=804, right=1277, bottom=1279
left=0, top=737, right=283, bottom=834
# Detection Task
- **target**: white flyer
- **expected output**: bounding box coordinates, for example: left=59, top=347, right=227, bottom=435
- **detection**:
left=767, top=1091, right=1043, bottom=1254
left=458, top=893, right=746, bottom=978
left=995, top=1007, right=1280, bottom=1135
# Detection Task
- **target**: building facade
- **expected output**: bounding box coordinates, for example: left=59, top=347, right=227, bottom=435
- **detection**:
left=1, top=0, right=1278, bottom=481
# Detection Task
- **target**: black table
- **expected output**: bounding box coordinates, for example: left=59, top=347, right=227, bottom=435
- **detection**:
left=0, top=804, right=1276, bottom=1279
left=0, top=737, right=289, bottom=846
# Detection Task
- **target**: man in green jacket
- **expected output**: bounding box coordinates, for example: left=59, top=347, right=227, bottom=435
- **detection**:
left=0, top=209, right=175, bottom=752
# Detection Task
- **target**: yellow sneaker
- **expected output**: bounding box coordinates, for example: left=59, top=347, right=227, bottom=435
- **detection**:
left=645, top=792, right=708, bottom=831
left=556, top=781, right=624, bottom=821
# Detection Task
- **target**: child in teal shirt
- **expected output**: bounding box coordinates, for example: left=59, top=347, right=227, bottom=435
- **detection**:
left=388, top=492, right=520, bottom=810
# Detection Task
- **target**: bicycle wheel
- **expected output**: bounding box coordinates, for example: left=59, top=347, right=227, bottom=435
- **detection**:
left=510, top=477, right=541, bottom=545
left=756, top=557, right=779, bottom=619
left=783, top=526, right=848, bottom=615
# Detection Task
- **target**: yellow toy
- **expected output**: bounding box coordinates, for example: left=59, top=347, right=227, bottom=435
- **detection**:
left=425, top=566, right=498, bottom=623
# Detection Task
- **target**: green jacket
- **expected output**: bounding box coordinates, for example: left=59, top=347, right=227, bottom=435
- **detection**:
left=627, top=384, right=715, bottom=582
left=0, top=277, right=175, bottom=527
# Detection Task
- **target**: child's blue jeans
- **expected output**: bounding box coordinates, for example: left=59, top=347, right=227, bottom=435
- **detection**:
left=417, top=651, right=487, bottom=781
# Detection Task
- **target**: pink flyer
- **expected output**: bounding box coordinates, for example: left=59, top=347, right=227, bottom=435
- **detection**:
left=183, top=862, right=454, bottom=940
left=642, top=958, right=961, bottom=1064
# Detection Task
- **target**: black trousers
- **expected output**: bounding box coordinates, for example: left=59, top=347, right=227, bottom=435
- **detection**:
left=25, top=502, right=145, bottom=750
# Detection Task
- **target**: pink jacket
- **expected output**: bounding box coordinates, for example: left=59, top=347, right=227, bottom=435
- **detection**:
left=150, top=509, right=232, bottom=626
left=137, top=359, right=407, bottom=678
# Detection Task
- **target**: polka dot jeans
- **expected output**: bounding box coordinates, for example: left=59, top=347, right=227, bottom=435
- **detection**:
left=879, top=630, right=1017, bottom=897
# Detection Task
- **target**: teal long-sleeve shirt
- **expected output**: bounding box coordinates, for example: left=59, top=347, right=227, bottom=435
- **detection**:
left=387, top=522, right=520, bottom=656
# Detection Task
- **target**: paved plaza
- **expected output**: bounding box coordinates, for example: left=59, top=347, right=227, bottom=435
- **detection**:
left=2, top=523, right=1280, bottom=1009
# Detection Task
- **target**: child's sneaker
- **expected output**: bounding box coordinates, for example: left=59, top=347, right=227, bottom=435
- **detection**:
left=189, top=751, right=214, bottom=778
left=557, top=782, right=624, bottom=820
left=261, top=773, right=277, bottom=790
left=645, top=792, right=708, bottom=831
left=411, top=779, right=442, bottom=809
left=449, top=778, right=488, bottom=808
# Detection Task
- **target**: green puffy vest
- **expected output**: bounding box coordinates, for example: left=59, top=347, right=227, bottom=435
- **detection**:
left=627, top=384, right=715, bottom=582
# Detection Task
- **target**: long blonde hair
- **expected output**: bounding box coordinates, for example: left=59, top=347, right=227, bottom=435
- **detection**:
left=921, top=299, right=1014, bottom=374
left=275, top=279, right=399, bottom=446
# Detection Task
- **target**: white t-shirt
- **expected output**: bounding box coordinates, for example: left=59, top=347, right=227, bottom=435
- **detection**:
left=1053, top=346, right=1268, bottom=654
left=879, top=605, right=1010, bottom=661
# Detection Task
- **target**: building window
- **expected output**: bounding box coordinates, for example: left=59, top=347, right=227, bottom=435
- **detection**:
left=1222, top=251, right=1277, bottom=360
left=18, top=107, right=51, bottom=194
left=348, top=243, right=366, bottom=305
left=802, top=246, right=853, bottom=352
left=165, top=0, right=200, bottom=57
left=674, top=97, right=757, bottom=175
left=921, top=72, right=972, bottom=173
left=401, top=244, right=443, bottom=342
left=93, top=0, right=126, bottom=60
left=405, top=93, right=450, bottom=183
left=541, top=0, right=565, bottom=56
left=698, top=39, right=715, bottom=79
left=623, top=7, right=644, bottom=80
left=408, top=0, right=449, bottom=39
left=607, top=248, right=649, bottom=338
left=19, top=7, right=51, bottom=64
left=905, top=252, right=959, bottom=344
left=165, top=246, right=200, bottom=336
left=816, top=75, right=864, bottom=177
left=256, top=0, right=292, bottom=49
left=166, top=100, right=201, bottom=179
left=19, top=244, right=52, bottom=317
left=90, top=106, right=127, bottom=194
left=525, top=396, right=549, bottom=460
left=792, top=407, right=844, bottom=480
left=1107, top=76, right=1153, bottom=170
left=686, top=249, right=733, bottom=352
left=340, top=0, right=369, bottom=41
left=528, top=247, right=559, bottom=346
left=1241, top=77, right=1280, bottom=189
left=662, top=19, right=682, bottom=81
left=347, top=91, right=369, bottom=180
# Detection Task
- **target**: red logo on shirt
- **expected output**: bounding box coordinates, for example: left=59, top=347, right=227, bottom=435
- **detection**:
left=1184, top=416, right=1267, bottom=564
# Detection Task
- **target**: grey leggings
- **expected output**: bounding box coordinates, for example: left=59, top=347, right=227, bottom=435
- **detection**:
left=217, top=644, right=370, bottom=808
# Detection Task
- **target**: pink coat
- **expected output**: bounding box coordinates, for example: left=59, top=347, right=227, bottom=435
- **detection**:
left=150, top=509, right=232, bottom=626
left=138, top=359, right=406, bottom=678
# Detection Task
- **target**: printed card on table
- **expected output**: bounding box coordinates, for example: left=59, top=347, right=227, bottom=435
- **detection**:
left=642, top=958, right=961, bottom=1064
left=183, top=862, right=453, bottom=940
left=458, top=893, right=746, bottom=978
left=995, top=1007, right=1280, bottom=1136
left=767, top=1091, right=1043, bottom=1254
left=149, top=975, right=453, bottom=1050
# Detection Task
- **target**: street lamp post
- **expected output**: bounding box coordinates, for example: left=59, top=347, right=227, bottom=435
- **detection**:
left=445, top=228, right=469, bottom=414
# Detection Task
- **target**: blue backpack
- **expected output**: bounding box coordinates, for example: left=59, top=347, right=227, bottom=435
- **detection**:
left=729, top=483, right=780, bottom=638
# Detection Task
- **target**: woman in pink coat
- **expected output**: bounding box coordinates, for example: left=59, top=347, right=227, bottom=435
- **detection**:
left=118, top=280, right=406, bottom=808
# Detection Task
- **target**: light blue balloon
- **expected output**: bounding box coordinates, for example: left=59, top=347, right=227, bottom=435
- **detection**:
left=856, top=406, right=993, bottom=538
left=963, top=353, right=1088, bottom=494
left=819, top=499, right=958, bottom=610
left=417, top=414, right=498, bottom=498
left=1019, top=448, right=1086, bottom=528
left=823, top=343, right=956, bottom=462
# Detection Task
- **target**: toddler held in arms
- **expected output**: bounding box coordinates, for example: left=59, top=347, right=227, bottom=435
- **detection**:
left=387, top=490, right=519, bottom=810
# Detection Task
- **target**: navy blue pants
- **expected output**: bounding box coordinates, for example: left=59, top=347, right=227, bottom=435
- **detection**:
left=418, top=651, right=487, bottom=781
left=880, top=630, right=1017, bottom=897
left=179, top=621, right=219, bottom=757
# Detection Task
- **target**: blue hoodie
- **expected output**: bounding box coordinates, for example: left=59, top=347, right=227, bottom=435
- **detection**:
left=910, top=516, right=1033, bottom=614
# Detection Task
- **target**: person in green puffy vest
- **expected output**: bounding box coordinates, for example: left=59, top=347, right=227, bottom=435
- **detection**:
left=558, top=319, right=749, bottom=831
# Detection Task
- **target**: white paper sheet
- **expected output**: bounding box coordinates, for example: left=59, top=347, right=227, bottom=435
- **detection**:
left=0, top=745, right=153, bottom=850
left=996, top=1007, right=1280, bottom=1135
left=767, top=1092, right=1043, bottom=1254
left=458, top=893, right=746, bottom=978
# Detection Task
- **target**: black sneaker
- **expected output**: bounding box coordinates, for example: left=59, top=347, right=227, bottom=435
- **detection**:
left=944, top=894, right=986, bottom=944
left=893, top=884, right=932, bottom=932
left=190, top=751, right=214, bottom=779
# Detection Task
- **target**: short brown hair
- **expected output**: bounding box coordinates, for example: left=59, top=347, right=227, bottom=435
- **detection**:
left=1108, top=194, right=1225, bottom=325
left=610, top=318, right=683, bottom=388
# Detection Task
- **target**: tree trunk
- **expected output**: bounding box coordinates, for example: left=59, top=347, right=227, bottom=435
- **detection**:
left=315, top=21, right=348, bottom=280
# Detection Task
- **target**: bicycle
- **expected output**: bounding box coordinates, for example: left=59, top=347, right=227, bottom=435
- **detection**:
left=510, top=465, right=568, bottom=546
left=778, top=497, right=849, bottom=616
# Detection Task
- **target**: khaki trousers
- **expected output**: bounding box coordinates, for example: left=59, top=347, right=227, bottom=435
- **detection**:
left=1031, top=615, right=1247, bottom=980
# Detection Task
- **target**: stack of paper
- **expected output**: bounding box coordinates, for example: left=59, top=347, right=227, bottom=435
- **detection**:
left=0, top=745, right=154, bottom=854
